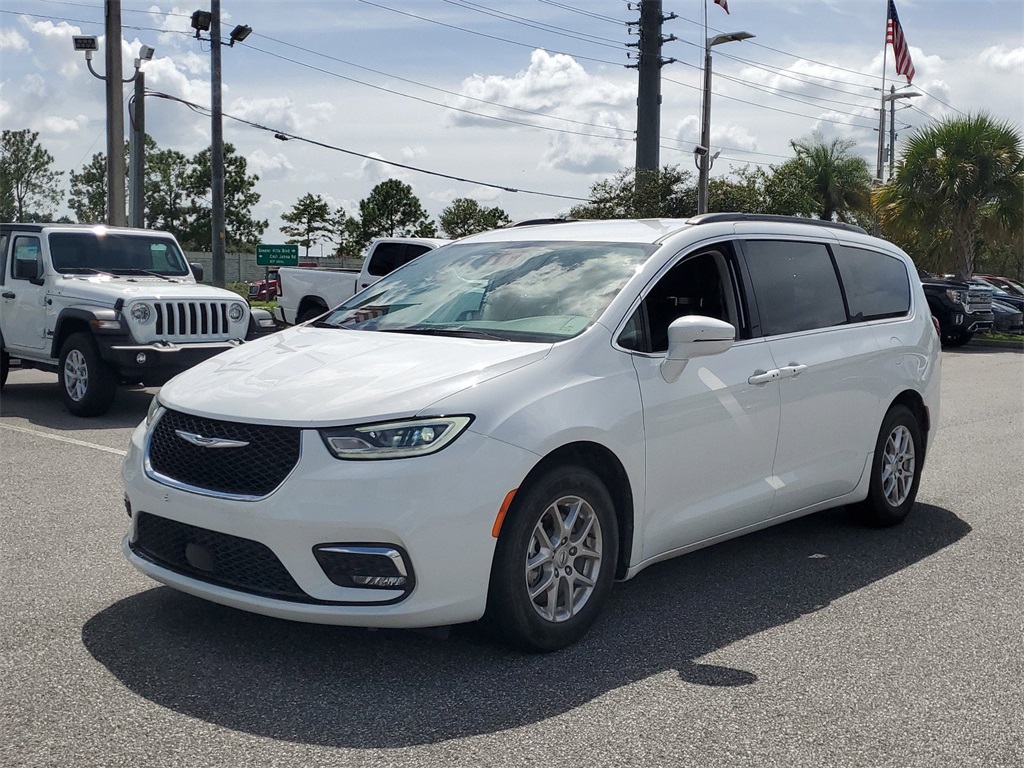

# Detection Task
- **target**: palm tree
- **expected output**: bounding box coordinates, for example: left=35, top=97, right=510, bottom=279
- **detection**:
left=785, top=133, right=873, bottom=222
left=874, top=113, right=1024, bottom=281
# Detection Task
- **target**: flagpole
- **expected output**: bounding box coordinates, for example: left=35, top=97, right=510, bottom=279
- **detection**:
left=876, top=1, right=890, bottom=182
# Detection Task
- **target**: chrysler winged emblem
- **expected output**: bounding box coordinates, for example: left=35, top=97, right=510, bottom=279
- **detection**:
left=175, top=430, right=250, bottom=449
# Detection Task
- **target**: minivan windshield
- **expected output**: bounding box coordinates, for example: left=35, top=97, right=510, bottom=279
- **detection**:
left=321, top=240, right=655, bottom=342
left=49, top=232, right=190, bottom=277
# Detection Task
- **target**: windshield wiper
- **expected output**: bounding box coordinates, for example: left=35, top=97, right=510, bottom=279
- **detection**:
left=387, top=325, right=507, bottom=341
left=61, top=267, right=116, bottom=278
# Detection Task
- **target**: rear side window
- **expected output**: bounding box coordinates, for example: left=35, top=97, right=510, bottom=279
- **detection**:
left=0, top=233, right=8, bottom=285
left=367, top=243, right=432, bottom=277
left=743, top=240, right=847, bottom=336
left=834, top=245, right=910, bottom=321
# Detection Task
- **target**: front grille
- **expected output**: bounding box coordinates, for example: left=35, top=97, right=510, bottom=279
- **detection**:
left=133, top=512, right=310, bottom=601
left=966, top=290, right=993, bottom=312
left=148, top=409, right=300, bottom=497
left=153, top=300, right=240, bottom=340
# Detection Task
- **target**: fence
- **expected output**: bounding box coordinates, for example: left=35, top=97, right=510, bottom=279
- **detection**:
left=184, top=252, right=361, bottom=284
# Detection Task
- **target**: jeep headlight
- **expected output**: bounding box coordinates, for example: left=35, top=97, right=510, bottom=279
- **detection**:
left=130, top=302, right=152, bottom=323
left=228, top=302, right=246, bottom=322
left=319, top=416, right=473, bottom=460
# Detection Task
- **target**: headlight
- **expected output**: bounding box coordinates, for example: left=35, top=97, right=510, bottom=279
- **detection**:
left=228, top=303, right=246, bottom=322
left=130, top=302, right=152, bottom=323
left=319, top=416, right=473, bottom=460
left=945, top=289, right=966, bottom=304
left=145, top=395, right=165, bottom=428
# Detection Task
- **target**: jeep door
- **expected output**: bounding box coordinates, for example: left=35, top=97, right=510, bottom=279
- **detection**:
left=1, top=233, right=48, bottom=352
left=738, top=237, right=883, bottom=514
left=626, top=246, right=781, bottom=560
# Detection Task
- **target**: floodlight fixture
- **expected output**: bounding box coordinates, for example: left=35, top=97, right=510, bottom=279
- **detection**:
left=139, top=44, right=155, bottom=61
left=191, top=10, right=212, bottom=35
left=73, top=35, right=98, bottom=52
left=228, top=24, right=252, bottom=45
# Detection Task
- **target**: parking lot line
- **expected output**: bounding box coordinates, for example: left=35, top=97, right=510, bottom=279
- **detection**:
left=0, top=422, right=128, bottom=457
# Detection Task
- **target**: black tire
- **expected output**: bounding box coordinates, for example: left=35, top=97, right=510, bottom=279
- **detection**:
left=297, top=305, right=328, bottom=324
left=0, top=349, right=9, bottom=390
left=941, top=330, right=972, bottom=347
left=850, top=405, right=923, bottom=527
left=58, top=332, right=118, bottom=417
left=484, top=465, right=618, bottom=652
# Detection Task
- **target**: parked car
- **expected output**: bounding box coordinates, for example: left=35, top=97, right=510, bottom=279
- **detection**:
left=274, top=238, right=450, bottom=325
left=970, top=278, right=1024, bottom=315
left=991, top=299, right=1024, bottom=335
left=122, top=214, right=940, bottom=652
left=920, top=271, right=993, bottom=347
left=977, top=274, right=1024, bottom=297
left=0, top=223, right=269, bottom=415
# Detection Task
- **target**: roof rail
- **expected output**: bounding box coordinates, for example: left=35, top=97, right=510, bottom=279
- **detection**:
left=685, top=213, right=868, bottom=235
left=505, top=218, right=577, bottom=228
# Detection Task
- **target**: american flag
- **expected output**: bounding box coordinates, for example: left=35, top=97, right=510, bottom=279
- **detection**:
left=886, top=0, right=915, bottom=83
left=715, top=0, right=730, bottom=13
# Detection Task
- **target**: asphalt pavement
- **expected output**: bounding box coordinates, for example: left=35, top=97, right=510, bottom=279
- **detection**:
left=1, top=346, right=1021, bottom=768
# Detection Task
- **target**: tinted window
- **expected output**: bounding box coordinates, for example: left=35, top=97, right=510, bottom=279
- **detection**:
left=834, top=245, right=910, bottom=321
left=367, top=243, right=410, bottom=277
left=744, top=240, right=846, bottom=336
left=0, top=233, right=8, bottom=285
left=48, top=232, right=189, bottom=276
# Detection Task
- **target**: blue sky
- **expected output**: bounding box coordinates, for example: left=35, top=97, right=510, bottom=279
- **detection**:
left=2, top=0, right=1022, bottom=245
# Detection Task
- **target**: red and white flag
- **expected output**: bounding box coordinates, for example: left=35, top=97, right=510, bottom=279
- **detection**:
left=886, top=0, right=915, bottom=83
left=715, top=0, right=730, bottom=13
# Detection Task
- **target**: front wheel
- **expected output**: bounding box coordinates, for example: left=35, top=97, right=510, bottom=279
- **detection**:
left=941, top=330, right=972, bottom=347
left=484, top=466, right=618, bottom=652
left=58, top=332, right=118, bottom=417
left=850, top=405, right=923, bottom=527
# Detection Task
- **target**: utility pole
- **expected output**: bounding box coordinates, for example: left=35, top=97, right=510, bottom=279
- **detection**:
left=875, top=93, right=887, bottom=183
left=128, top=50, right=153, bottom=228
left=631, top=1, right=676, bottom=216
left=104, top=0, right=126, bottom=226
left=211, top=0, right=226, bottom=288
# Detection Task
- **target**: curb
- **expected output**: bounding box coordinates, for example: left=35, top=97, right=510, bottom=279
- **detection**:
left=967, top=338, right=1024, bottom=351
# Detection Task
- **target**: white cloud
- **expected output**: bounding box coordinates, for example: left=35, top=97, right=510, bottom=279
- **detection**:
left=979, top=45, right=1024, bottom=73
left=42, top=115, right=88, bottom=134
left=0, top=28, right=29, bottom=51
left=247, top=148, right=294, bottom=179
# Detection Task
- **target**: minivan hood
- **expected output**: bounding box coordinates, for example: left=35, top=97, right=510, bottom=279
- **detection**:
left=158, top=325, right=551, bottom=426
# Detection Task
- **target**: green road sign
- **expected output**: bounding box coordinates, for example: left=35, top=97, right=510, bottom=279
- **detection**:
left=256, top=244, right=299, bottom=267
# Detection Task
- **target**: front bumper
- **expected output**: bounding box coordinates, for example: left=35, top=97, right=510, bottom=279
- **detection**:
left=121, top=422, right=538, bottom=628
left=99, top=338, right=244, bottom=385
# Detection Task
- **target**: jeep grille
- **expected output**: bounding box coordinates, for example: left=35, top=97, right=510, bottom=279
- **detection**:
left=153, top=300, right=241, bottom=340
left=147, top=409, right=301, bottom=498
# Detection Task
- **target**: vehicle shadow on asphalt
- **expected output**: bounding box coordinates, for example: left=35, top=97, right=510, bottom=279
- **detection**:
left=0, top=373, right=154, bottom=430
left=81, top=502, right=969, bottom=748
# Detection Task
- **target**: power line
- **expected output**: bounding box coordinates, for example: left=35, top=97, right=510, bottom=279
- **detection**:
left=442, top=0, right=626, bottom=49
left=146, top=90, right=592, bottom=202
left=536, top=0, right=626, bottom=25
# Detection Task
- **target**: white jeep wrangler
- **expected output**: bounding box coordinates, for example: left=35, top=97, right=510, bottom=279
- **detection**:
left=0, top=223, right=271, bottom=416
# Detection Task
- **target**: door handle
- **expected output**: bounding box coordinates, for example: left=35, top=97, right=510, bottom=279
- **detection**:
left=748, top=369, right=781, bottom=385
left=779, top=364, right=808, bottom=378
left=1, top=291, right=14, bottom=299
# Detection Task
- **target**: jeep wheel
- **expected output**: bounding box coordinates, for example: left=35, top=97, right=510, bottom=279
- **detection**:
left=484, top=465, right=617, bottom=652
left=59, top=332, right=118, bottom=417
left=850, top=405, right=922, bottom=527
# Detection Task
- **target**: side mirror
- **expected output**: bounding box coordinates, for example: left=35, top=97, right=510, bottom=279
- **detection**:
left=190, top=262, right=204, bottom=282
left=661, top=315, right=735, bottom=383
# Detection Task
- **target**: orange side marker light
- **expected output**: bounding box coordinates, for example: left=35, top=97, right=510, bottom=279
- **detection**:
left=491, top=489, right=518, bottom=538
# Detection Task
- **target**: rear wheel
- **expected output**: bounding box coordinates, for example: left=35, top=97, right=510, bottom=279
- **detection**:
left=297, top=304, right=328, bottom=324
left=484, top=465, right=617, bottom=652
left=0, top=349, right=9, bottom=389
left=850, top=405, right=922, bottom=527
left=58, top=332, right=118, bottom=417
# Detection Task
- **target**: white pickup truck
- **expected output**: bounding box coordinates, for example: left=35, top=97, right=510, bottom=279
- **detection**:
left=0, top=223, right=274, bottom=416
left=274, top=237, right=449, bottom=325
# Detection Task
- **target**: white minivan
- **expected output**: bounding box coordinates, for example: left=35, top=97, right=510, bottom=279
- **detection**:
left=122, top=215, right=940, bottom=652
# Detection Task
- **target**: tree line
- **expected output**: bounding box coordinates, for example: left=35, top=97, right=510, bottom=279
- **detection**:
left=3, top=112, right=1020, bottom=279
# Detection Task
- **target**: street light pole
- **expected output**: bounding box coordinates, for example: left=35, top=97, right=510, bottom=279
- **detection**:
left=104, top=0, right=126, bottom=226
left=697, top=31, right=753, bottom=215
left=210, top=0, right=226, bottom=288
left=884, top=86, right=920, bottom=180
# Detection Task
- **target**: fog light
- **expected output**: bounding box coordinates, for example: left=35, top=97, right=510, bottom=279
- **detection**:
left=136, top=352, right=147, bottom=364
left=313, top=544, right=413, bottom=591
